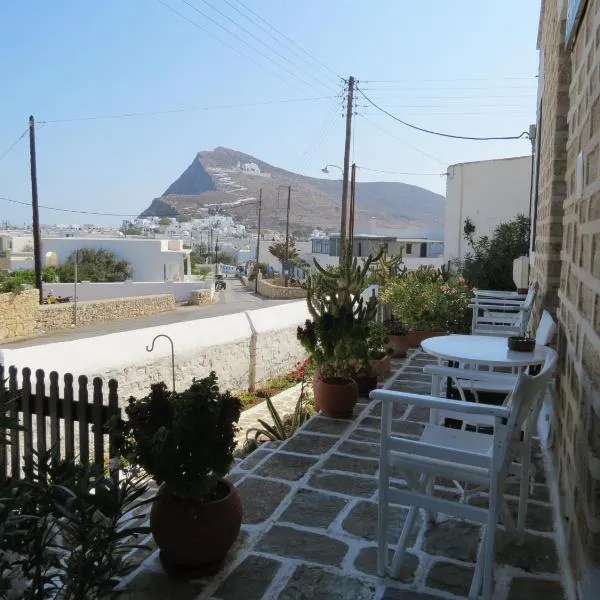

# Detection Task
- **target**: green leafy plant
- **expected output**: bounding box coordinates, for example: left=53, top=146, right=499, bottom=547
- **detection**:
left=382, top=315, right=407, bottom=336
left=381, top=267, right=472, bottom=333
left=297, top=255, right=380, bottom=380
left=0, top=450, right=152, bottom=600
left=245, top=366, right=313, bottom=442
left=366, top=321, right=391, bottom=360
left=455, top=214, right=530, bottom=290
left=112, top=372, right=241, bottom=501
left=57, top=249, right=132, bottom=283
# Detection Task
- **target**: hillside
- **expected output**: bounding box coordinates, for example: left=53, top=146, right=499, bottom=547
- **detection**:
left=139, top=147, right=445, bottom=237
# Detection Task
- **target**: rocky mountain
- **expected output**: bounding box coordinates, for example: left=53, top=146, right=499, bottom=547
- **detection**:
left=139, top=147, right=445, bottom=237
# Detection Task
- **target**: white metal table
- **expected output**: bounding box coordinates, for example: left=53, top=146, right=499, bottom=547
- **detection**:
left=421, top=334, right=549, bottom=398
left=421, top=334, right=548, bottom=369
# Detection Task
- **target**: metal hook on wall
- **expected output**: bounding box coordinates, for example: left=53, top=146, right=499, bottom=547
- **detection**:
left=146, top=334, right=176, bottom=393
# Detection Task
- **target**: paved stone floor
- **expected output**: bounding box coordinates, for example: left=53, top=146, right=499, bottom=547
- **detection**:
left=111, top=350, right=566, bottom=600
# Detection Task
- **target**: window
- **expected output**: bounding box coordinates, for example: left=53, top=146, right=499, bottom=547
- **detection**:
left=405, top=243, right=412, bottom=254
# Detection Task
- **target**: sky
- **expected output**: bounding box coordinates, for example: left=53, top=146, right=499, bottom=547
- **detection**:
left=0, top=0, right=542, bottom=226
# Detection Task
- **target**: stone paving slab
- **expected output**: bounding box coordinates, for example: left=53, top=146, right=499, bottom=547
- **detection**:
left=110, top=350, right=566, bottom=600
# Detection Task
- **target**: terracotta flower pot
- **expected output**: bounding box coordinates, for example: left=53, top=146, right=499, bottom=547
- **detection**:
left=405, top=330, right=447, bottom=348
left=353, top=372, right=379, bottom=396
left=313, top=370, right=358, bottom=418
left=369, top=354, right=392, bottom=379
left=386, top=334, right=409, bottom=358
left=150, top=479, right=243, bottom=578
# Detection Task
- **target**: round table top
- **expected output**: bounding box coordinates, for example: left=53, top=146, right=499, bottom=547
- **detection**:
left=421, top=334, right=548, bottom=367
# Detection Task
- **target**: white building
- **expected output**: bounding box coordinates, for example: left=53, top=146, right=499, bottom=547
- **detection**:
left=444, top=155, right=532, bottom=263
left=1, top=235, right=192, bottom=282
left=305, top=234, right=444, bottom=271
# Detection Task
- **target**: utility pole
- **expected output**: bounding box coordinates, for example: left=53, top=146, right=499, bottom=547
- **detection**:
left=29, top=115, right=43, bottom=304
left=348, top=163, right=357, bottom=264
left=339, top=75, right=355, bottom=266
left=284, top=185, right=291, bottom=287
left=254, top=189, right=262, bottom=294
left=214, top=235, right=219, bottom=277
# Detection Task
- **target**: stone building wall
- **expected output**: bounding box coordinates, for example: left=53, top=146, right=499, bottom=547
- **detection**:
left=554, top=0, right=600, bottom=581
left=257, top=276, right=306, bottom=300
left=531, top=0, right=571, bottom=327
left=0, top=289, right=39, bottom=341
left=538, top=0, right=600, bottom=588
left=36, top=294, right=175, bottom=332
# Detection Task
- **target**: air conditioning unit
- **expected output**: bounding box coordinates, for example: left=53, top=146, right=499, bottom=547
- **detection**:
left=513, top=256, right=530, bottom=292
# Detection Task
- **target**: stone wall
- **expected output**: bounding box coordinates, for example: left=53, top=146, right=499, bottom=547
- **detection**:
left=37, top=294, right=175, bottom=332
left=1, top=301, right=310, bottom=401
left=538, top=0, right=600, bottom=590
left=257, top=275, right=306, bottom=300
left=0, top=289, right=38, bottom=341
left=531, top=0, right=571, bottom=326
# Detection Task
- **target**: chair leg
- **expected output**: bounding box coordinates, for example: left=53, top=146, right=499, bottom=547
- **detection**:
left=377, top=478, right=389, bottom=576
left=390, top=473, right=429, bottom=578
left=425, top=475, right=437, bottom=524
left=482, top=474, right=500, bottom=600
left=390, top=505, right=419, bottom=578
left=517, top=439, right=532, bottom=544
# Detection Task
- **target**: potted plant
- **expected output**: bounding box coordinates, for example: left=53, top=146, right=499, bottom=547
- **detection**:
left=382, top=315, right=409, bottom=357
left=298, top=256, right=379, bottom=417
left=381, top=267, right=472, bottom=345
left=112, top=372, right=243, bottom=577
left=366, top=321, right=393, bottom=379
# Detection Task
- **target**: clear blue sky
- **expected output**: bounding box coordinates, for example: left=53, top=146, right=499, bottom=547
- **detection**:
left=0, top=0, right=541, bottom=226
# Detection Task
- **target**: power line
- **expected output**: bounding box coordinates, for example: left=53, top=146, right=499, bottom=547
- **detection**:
left=357, top=86, right=530, bottom=141
left=0, top=196, right=140, bottom=218
left=221, top=0, right=338, bottom=86
left=157, top=0, right=297, bottom=89
left=0, top=130, right=28, bottom=162
left=178, top=0, right=329, bottom=96
left=38, top=95, right=337, bottom=124
left=297, top=96, right=343, bottom=175
left=361, top=76, right=536, bottom=83
left=358, top=114, right=448, bottom=167
left=233, top=0, right=341, bottom=81
left=193, top=0, right=337, bottom=95
left=357, top=166, right=443, bottom=176
left=359, top=85, right=536, bottom=92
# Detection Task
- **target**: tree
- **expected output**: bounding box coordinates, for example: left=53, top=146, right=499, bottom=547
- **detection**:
left=268, top=240, right=299, bottom=264
left=176, top=214, right=192, bottom=223
left=158, top=217, right=172, bottom=226
left=457, top=215, right=530, bottom=291
left=56, top=249, right=133, bottom=282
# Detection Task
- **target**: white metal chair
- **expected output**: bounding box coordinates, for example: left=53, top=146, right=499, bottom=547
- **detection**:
left=373, top=347, right=556, bottom=600
left=470, top=282, right=537, bottom=337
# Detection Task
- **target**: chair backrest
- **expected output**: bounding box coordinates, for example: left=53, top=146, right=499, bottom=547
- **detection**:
left=495, top=347, right=557, bottom=470
left=535, top=310, right=556, bottom=346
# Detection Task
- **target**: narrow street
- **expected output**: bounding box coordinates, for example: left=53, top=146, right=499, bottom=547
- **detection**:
left=2, top=278, right=297, bottom=349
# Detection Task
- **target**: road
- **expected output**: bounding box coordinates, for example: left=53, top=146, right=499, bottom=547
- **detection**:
left=3, top=279, right=297, bottom=349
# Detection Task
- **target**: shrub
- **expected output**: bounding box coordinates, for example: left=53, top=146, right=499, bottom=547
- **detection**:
left=113, top=372, right=241, bottom=501
left=381, top=269, right=472, bottom=333
left=456, top=215, right=530, bottom=290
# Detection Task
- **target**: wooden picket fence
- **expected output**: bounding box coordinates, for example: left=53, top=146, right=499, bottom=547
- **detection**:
left=0, top=365, right=121, bottom=482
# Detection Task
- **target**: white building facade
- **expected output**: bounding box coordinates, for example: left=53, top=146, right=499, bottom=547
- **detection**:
left=444, top=155, right=532, bottom=263
left=33, top=237, right=191, bottom=282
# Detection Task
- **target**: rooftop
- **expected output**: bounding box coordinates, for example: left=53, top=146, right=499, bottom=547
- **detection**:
left=111, top=350, right=564, bottom=600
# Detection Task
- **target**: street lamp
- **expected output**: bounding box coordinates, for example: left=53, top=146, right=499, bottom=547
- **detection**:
left=321, top=164, right=343, bottom=175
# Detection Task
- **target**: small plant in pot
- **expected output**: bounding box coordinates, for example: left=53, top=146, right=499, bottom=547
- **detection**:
left=382, top=315, right=408, bottom=357
left=366, top=321, right=393, bottom=380
left=112, top=372, right=243, bottom=578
